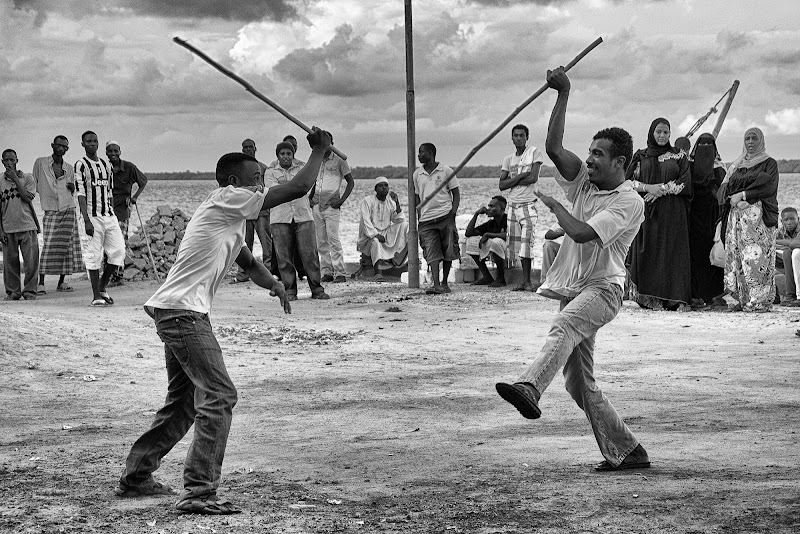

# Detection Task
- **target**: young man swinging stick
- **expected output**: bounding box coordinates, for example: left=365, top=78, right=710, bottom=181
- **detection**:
left=116, top=129, right=332, bottom=514
left=495, top=68, right=651, bottom=471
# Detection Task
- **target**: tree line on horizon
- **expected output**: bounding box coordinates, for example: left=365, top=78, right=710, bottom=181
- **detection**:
left=146, top=159, right=800, bottom=180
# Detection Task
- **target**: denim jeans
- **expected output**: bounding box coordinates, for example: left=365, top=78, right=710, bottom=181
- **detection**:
left=3, top=230, right=40, bottom=298
left=517, top=282, right=640, bottom=467
left=271, top=220, right=324, bottom=296
left=119, top=308, right=238, bottom=500
left=313, top=206, right=346, bottom=278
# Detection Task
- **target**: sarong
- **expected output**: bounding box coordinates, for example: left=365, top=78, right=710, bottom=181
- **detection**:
left=507, top=201, right=537, bottom=263
left=40, top=209, right=84, bottom=275
left=465, top=236, right=506, bottom=260
left=724, top=201, right=777, bottom=312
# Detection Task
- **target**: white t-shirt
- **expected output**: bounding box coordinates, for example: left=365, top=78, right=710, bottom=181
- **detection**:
left=413, top=163, right=460, bottom=222
left=145, top=186, right=266, bottom=314
left=501, top=146, right=543, bottom=204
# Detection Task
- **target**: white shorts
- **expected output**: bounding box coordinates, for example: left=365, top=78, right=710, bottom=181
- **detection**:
left=79, top=215, right=126, bottom=269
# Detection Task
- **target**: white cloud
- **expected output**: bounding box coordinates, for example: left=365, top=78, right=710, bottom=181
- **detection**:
left=765, top=108, right=800, bottom=135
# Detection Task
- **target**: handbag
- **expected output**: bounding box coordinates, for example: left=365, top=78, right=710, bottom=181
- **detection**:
left=709, top=221, right=725, bottom=268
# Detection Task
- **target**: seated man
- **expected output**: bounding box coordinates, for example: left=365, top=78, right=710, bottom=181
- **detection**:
left=357, top=176, right=408, bottom=281
left=540, top=222, right=565, bottom=284
left=465, top=195, right=508, bottom=287
left=776, top=206, right=800, bottom=306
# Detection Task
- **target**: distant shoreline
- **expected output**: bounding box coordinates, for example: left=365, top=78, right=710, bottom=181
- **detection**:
left=145, top=159, right=800, bottom=180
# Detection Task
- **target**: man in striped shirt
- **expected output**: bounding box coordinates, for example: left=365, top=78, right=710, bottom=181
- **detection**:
left=75, top=130, right=125, bottom=306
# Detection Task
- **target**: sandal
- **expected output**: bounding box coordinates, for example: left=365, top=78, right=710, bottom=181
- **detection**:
left=99, top=292, right=114, bottom=305
left=90, top=299, right=110, bottom=307
left=37, top=285, right=47, bottom=295
left=176, top=495, right=241, bottom=515
left=56, top=285, right=74, bottom=292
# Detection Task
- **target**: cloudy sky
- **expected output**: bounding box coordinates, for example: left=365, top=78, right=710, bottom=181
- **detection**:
left=2, top=0, right=799, bottom=172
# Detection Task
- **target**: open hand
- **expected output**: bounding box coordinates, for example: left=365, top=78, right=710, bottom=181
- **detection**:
left=535, top=190, right=560, bottom=210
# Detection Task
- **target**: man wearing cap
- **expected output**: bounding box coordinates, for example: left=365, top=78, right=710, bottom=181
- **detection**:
left=264, top=141, right=330, bottom=300
left=310, top=134, right=354, bottom=283
left=357, top=177, right=408, bottom=281
left=107, top=141, right=148, bottom=285
left=75, top=131, right=125, bottom=306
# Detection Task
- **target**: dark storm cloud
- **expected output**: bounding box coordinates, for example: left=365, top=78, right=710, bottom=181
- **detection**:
left=13, top=0, right=297, bottom=23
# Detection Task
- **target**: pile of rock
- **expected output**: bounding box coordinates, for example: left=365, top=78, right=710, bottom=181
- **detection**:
left=123, top=205, right=190, bottom=281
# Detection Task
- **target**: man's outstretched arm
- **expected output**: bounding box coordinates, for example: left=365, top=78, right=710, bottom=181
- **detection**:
left=544, top=68, right=583, bottom=182
left=263, top=129, right=331, bottom=209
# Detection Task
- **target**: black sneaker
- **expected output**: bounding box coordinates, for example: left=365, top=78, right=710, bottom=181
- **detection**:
left=333, top=275, right=347, bottom=283
left=495, top=382, right=541, bottom=419
left=321, top=274, right=334, bottom=283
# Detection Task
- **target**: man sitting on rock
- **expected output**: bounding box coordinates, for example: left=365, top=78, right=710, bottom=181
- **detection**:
left=357, top=176, right=408, bottom=281
left=465, top=195, right=508, bottom=287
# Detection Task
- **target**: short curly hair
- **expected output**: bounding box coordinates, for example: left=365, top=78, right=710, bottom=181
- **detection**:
left=215, top=152, right=259, bottom=186
left=593, top=127, right=633, bottom=170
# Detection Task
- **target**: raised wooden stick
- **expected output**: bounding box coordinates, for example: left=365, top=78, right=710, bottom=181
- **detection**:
left=173, top=36, right=347, bottom=160
left=418, top=37, right=602, bottom=210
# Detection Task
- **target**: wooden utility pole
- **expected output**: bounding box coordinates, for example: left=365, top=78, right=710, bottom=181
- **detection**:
left=405, top=0, right=419, bottom=288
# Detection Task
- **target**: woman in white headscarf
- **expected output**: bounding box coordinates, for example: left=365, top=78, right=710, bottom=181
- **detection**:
left=718, top=127, right=779, bottom=312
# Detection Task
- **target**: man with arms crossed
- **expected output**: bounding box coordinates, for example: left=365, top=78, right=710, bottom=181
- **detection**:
left=499, top=124, right=544, bottom=291
left=116, top=129, right=331, bottom=514
left=495, top=68, right=650, bottom=471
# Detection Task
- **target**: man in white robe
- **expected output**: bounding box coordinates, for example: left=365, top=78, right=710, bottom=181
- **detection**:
left=357, top=176, right=408, bottom=280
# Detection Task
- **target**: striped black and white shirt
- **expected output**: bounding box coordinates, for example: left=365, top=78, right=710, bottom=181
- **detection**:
left=75, top=156, right=115, bottom=217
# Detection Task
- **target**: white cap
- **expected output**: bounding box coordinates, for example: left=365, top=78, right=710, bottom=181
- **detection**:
left=374, top=176, right=389, bottom=185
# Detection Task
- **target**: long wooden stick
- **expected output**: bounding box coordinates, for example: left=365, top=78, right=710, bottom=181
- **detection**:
left=135, top=204, right=162, bottom=284
left=418, top=37, right=603, bottom=210
left=173, top=36, right=347, bottom=161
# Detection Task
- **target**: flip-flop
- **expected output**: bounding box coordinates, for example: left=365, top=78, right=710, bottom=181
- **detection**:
left=56, top=285, right=74, bottom=292
left=594, top=459, right=651, bottom=471
left=229, top=278, right=250, bottom=284
left=99, top=292, right=114, bottom=305
left=37, top=285, right=47, bottom=295
left=90, top=299, right=110, bottom=307
left=176, top=495, right=241, bottom=515
left=425, top=287, right=443, bottom=295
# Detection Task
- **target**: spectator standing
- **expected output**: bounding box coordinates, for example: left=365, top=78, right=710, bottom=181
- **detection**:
left=499, top=124, right=544, bottom=291
left=718, top=127, right=779, bottom=313
left=1, top=149, right=39, bottom=300
left=106, top=141, right=147, bottom=285
left=33, top=136, right=83, bottom=293
left=311, top=135, right=354, bottom=283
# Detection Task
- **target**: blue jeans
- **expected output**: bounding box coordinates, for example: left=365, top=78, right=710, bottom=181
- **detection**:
left=271, top=220, right=324, bottom=296
left=120, top=308, right=237, bottom=500
left=517, top=282, right=640, bottom=467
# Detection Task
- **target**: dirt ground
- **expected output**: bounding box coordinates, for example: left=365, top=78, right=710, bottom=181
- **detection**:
left=1, top=276, right=799, bottom=534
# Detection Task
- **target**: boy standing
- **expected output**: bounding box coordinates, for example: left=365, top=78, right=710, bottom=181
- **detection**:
left=116, top=130, right=331, bottom=515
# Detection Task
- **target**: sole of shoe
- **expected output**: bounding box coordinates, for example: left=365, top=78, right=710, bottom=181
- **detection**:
left=495, top=383, right=541, bottom=419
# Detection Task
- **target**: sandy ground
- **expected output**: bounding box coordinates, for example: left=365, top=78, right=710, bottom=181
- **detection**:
left=1, top=275, right=799, bottom=534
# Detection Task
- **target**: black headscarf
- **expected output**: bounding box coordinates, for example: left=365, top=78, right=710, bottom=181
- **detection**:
left=644, top=118, right=674, bottom=157
left=690, top=133, right=719, bottom=188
